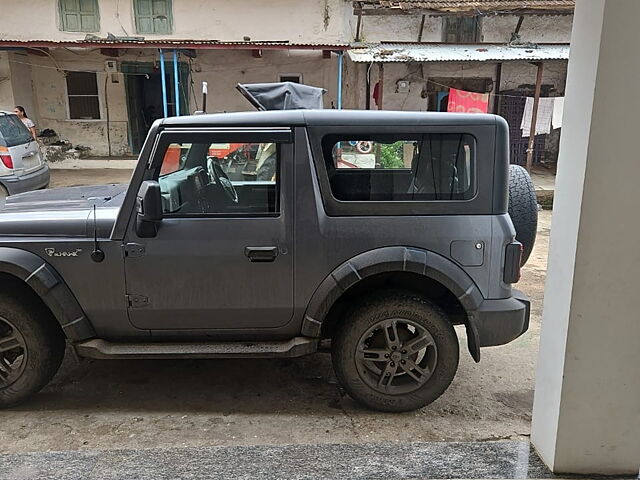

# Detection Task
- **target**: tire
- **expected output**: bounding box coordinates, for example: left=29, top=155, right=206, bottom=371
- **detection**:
left=508, top=165, right=538, bottom=265
left=0, top=291, right=65, bottom=409
left=332, top=291, right=459, bottom=412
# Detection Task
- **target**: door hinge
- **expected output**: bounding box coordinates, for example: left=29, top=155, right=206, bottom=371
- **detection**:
left=126, top=294, right=149, bottom=308
left=124, top=243, right=145, bottom=258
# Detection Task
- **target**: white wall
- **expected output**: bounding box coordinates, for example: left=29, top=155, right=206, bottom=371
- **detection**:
left=0, top=0, right=350, bottom=44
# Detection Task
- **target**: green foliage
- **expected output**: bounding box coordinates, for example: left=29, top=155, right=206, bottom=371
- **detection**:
left=379, top=142, right=406, bottom=169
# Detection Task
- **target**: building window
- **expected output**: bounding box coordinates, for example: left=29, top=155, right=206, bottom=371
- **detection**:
left=442, top=16, right=481, bottom=43
left=134, top=0, right=173, bottom=35
left=279, top=74, right=302, bottom=84
left=66, top=72, right=101, bottom=120
left=59, top=0, right=100, bottom=32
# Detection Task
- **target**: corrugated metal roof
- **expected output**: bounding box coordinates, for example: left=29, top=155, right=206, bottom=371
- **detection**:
left=0, top=39, right=348, bottom=50
left=348, top=42, right=569, bottom=62
left=356, top=1, right=574, bottom=14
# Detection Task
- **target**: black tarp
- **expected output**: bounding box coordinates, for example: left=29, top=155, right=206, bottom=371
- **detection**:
left=236, top=82, right=326, bottom=110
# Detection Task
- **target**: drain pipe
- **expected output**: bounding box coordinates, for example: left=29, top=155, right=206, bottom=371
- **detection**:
left=172, top=49, right=180, bottom=116
left=159, top=49, right=168, bottom=117
left=337, top=51, right=344, bottom=109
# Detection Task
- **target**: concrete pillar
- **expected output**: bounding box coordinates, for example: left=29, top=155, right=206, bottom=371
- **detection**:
left=531, top=0, right=640, bottom=474
left=0, top=52, right=38, bottom=123
left=8, top=52, right=38, bottom=124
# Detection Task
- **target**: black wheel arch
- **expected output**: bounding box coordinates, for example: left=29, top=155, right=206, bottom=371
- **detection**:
left=0, top=247, right=95, bottom=341
left=302, top=246, right=485, bottom=362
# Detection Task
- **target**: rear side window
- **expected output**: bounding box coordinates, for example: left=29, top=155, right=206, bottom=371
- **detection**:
left=0, top=114, right=32, bottom=147
left=322, top=134, right=476, bottom=201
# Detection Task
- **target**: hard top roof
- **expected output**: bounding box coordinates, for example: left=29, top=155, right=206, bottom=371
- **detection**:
left=160, top=109, right=499, bottom=128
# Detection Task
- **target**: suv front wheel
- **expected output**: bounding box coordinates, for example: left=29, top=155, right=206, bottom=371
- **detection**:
left=0, top=291, right=65, bottom=408
left=332, top=292, right=459, bottom=412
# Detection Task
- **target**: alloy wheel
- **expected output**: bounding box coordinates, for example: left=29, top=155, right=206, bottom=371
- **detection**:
left=355, top=318, right=438, bottom=395
left=0, top=317, right=27, bottom=389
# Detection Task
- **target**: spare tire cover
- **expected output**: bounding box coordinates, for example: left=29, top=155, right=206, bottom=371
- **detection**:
left=508, top=165, right=538, bottom=266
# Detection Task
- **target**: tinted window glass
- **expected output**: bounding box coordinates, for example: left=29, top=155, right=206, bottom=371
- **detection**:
left=158, top=141, right=279, bottom=216
left=323, top=134, right=475, bottom=201
left=0, top=114, right=32, bottom=147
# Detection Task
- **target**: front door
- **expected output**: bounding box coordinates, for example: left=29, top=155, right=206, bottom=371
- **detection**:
left=124, top=128, right=294, bottom=331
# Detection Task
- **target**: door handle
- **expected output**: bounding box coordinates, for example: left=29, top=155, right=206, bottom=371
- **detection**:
left=245, top=246, right=278, bottom=262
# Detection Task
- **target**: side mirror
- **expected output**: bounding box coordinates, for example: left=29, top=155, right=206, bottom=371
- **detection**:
left=136, top=180, right=162, bottom=238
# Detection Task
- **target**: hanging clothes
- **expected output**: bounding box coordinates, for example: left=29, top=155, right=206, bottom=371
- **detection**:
left=521, top=97, right=554, bottom=137
left=447, top=88, right=489, bottom=113
left=372, top=82, right=381, bottom=107
left=552, top=97, right=564, bottom=129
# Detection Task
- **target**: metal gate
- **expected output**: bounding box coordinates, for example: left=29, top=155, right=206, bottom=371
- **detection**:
left=499, top=93, right=546, bottom=166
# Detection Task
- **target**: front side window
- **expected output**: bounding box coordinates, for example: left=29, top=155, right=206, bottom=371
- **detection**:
left=158, top=141, right=279, bottom=216
left=66, top=71, right=101, bottom=120
left=59, top=0, right=100, bottom=32
left=134, top=0, right=173, bottom=34
left=323, top=134, right=475, bottom=201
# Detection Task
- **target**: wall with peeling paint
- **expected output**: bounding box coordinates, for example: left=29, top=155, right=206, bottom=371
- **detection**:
left=26, top=51, right=129, bottom=157
left=0, top=53, right=15, bottom=112
left=483, top=15, right=573, bottom=43
left=344, top=58, right=567, bottom=165
left=187, top=50, right=339, bottom=112
left=8, top=53, right=39, bottom=124
left=346, top=60, right=566, bottom=112
left=351, top=12, right=572, bottom=44
left=0, top=47, right=339, bottom=156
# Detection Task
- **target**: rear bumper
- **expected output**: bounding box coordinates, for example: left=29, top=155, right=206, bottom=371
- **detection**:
left=473, top=289, right=530, bottom=348
left=0, top=164, right=50, bottom=195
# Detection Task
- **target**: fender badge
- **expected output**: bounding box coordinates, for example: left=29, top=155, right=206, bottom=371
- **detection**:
left=45, top=248, right=83, bottom=258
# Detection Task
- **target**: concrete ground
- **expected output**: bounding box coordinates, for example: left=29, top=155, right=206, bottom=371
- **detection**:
left=49, top=168, right=134, bottom=189
left=530, top=166, right=556, bottom=208
left=0, top=169, right=551, bottom=454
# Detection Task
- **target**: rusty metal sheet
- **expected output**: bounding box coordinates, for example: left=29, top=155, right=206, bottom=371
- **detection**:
left=348, top=42, right=569, bottom=63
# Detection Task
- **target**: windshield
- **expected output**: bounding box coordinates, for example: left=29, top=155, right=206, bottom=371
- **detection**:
left=0, top=114, right=32, bottom=147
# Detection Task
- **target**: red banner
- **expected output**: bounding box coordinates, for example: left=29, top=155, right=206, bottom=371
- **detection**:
left=447, top=88, right=489, bottom=113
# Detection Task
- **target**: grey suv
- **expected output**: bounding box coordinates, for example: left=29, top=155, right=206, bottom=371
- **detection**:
left=0, top=108, right=536, bottom=412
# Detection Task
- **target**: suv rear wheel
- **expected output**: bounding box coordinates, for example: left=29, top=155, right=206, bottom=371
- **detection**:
left=0, top=292, right=65, bottom=408
left=508, top=164, right=538, bottom=265
left=332, top=292, right=459, bottom=412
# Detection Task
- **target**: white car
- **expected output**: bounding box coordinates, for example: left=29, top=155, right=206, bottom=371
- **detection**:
left=0, top=111, right=49, bottom=198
